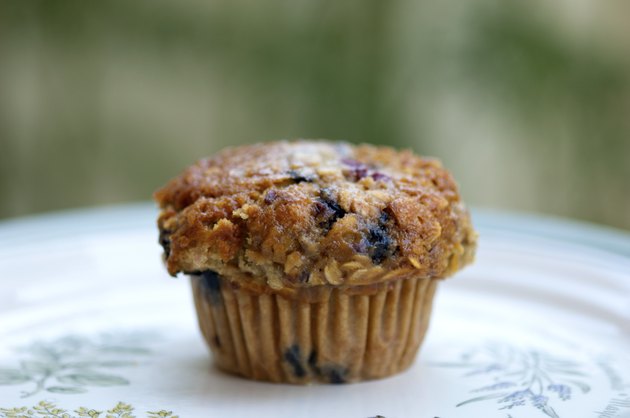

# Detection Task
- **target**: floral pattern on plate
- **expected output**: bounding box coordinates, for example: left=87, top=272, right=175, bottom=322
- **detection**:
left=0, top=401, right=178, bottom=418
left=0, top=333, right=154, bottom=398
left=433, top=343, right=597, bottom=418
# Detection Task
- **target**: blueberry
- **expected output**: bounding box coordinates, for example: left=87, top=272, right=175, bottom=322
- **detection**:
left=264, top=190, right=278, bottom=204
left=307, top=350, right=348, bottom=384
left=341, top=158, right=370, bottom=181
left=314, top=189, right=347, bottom=232
left=308, top=349, right=318, bottom=370
left=287, top=169, right=316, bottom=183
left=297, top=270, right=310, bottom=283
left=371, top=172, right=390, bottom=182
left=340, top=158, right=362, bottom=168
left=368, top=227, right=391, bottom=264
left=159, top=229, right=172, bottom=257
left=326, top=367, right=347, bottom=384
left=350, top=167, right=369, bottom=181
left=366, top=212, right=395, bottom=264
left=200, top=270, right=222, bottom=305
left=284, top=344, right=307, bottom=378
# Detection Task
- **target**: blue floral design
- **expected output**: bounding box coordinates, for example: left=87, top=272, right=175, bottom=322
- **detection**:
left=548, top=384, right=571, bottom=400
left=432, top=344, right=590, bottom=418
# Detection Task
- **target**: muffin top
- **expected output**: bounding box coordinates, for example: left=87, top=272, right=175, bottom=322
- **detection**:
left=155, top=140, right=476, bottom=291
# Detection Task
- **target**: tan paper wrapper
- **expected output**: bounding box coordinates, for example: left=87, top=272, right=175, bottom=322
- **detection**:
left=191, top=274, right=438, bottom=384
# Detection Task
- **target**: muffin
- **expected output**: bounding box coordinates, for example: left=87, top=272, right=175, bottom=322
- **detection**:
left=154, top=140, right=476, bottom=384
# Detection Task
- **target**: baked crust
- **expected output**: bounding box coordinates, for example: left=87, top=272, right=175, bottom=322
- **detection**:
left=154, top=140, right=477, bottom=289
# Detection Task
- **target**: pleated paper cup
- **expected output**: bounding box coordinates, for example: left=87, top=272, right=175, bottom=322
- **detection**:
left=190, top=272, right=438, bottom=384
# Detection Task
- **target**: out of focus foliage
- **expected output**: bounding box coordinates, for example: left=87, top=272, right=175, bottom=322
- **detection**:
left=1, top=1, right=629, bottom=228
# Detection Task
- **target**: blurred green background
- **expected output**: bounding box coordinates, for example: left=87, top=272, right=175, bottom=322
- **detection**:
left=1, top=1, right=629, bottom=229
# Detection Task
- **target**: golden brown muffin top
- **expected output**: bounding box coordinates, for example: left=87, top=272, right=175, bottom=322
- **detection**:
left=155, top=140, right=476, bottom=291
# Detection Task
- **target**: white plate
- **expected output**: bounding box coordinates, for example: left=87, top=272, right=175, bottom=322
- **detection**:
left=0, top=204, right=629, bottom=418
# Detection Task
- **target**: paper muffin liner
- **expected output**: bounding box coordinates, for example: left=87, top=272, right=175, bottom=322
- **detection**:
left=190, top=272, right=438, bottom=384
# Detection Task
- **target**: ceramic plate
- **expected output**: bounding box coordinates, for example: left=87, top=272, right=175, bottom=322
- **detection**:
left=0, top=204, right=629, bottom=418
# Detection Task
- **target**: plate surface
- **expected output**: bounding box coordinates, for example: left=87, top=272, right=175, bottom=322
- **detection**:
left=0, top=204, right=629, bottom=418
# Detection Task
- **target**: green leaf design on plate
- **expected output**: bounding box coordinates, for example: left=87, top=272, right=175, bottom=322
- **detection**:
left=147, top=411, right=179, bottom=418
left=0, top=370, right=30, bottom=385
left=57, top=373, right=129, bottom=387
left=106, top=402, right=135, bottom=418
left=95, top=361, right=137, bottom=368
left=99, top=347, right=151, bottom=355
left=63, top=361, right=136, bottom=369
left=0, top=332, right=154, bottom=398
left=46, top=386, right=88, bottom=394
left=0, top=401, right=177, bottom=418
left=20, top=361, right=52, bottom=374
left=75, top=407, right=103, bottom=418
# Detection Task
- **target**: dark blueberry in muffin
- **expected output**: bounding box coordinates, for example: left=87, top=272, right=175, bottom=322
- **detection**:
left=314, top=188, right=347, bottom=231
left=306, top=349, right=348, bottom=383
left=284, top=344, right=307, bottom=378
left=287, top=169, right=316, bottom=183
left=341, top=158, right=370, bottom=181
left=159, top=229, right=172, bottom=257
left=371, top=172, right=390, bottom=182
left=199, top=270, right=222, bottom=305
left=366, top=212, right=395, bottom=264
left=264, top=190, right=278, bottom=204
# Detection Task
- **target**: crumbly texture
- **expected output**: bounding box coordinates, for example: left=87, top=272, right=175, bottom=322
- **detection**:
left=155, top=140, right=477, bottom=291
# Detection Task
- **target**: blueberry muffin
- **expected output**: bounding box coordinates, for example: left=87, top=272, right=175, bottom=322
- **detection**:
left=154, top=140, right=476, bottom=383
